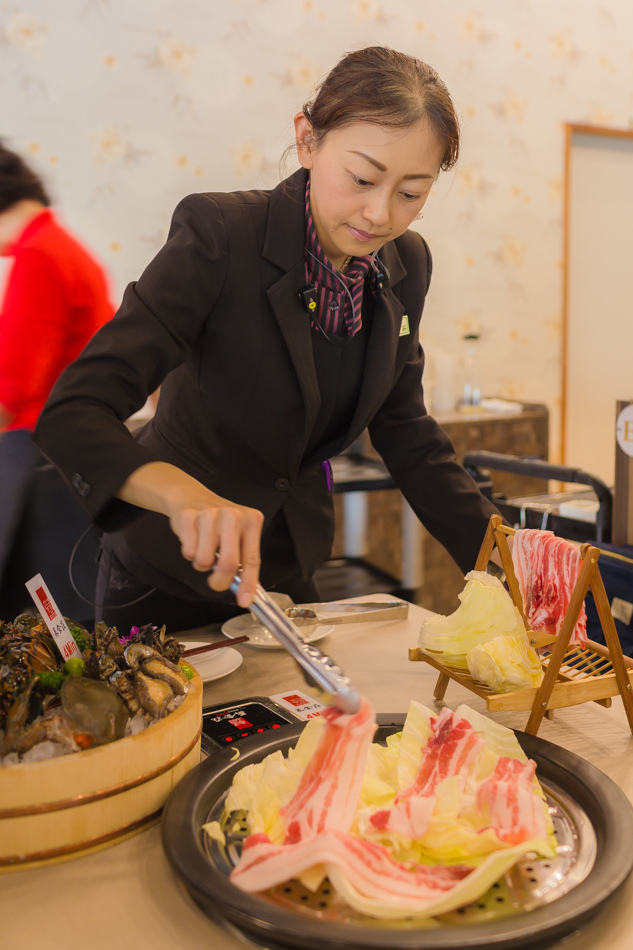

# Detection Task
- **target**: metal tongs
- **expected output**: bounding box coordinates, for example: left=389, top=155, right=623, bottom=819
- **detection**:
left=230, top=574, right=360, bottom=715
left=285, top=600, right=408, bottom=625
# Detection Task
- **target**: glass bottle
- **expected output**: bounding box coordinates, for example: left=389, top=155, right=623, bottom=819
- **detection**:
left=460, top=332, right=481, bottom=412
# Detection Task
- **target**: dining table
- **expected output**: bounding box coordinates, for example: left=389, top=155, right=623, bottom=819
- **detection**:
left=3, top=594, right=633, bottom=950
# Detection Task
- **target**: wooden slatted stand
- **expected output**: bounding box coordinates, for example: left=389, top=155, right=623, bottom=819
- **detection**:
left=409, top=514, right=633, bottom=735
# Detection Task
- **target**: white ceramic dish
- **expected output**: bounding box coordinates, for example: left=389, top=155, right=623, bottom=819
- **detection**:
left=178, top=642, right=243, bottom=682
left=220, top=614, right=334, bottom=650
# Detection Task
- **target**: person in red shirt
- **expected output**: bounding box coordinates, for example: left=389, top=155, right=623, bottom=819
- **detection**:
left=0, top=142, right=114, bottom=616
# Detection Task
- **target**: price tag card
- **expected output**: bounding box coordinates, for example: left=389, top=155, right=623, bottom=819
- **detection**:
left=269, top=688, right=326, bottom=721
left=25, top=573, right=82, bottom=661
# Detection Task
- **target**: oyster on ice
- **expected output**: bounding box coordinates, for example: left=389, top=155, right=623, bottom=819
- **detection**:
left=61, top=676, right=129, bottom=745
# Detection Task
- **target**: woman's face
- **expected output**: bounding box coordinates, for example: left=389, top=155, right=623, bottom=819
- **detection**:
left=294, top=115, right=445, bottom=270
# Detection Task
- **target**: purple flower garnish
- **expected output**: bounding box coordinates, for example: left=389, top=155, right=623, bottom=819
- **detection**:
left=118, top=625, right=139, bottom=644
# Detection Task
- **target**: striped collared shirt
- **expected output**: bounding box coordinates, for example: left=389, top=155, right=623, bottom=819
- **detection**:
left=304, top=178, right=375, bottom=338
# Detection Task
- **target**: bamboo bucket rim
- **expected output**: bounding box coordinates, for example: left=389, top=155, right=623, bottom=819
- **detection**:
left=0, top=723, right=202, bottom=819
left=0, top=672, right=203, bottom=809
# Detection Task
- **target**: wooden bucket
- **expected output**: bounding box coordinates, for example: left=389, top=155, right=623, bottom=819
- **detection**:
left=0, top=672, right=203, bottom=871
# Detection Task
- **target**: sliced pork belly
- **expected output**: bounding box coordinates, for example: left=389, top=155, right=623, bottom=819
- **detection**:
left=228, top=699, right=553, bottom=919
left=281, top=697, right=376, bottom=843
left=512, top=529, right=587, bottom=646
left=396, top=708, right=484, bottom=800
left=476, top=755, right=550, bottom=846
left=230, top=828, right=472, bottom=900
left=368, top=708, right=484, bottom=839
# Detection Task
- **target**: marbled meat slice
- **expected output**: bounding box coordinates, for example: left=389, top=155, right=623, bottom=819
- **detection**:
left=396, top=708, right=484, bottom=800
left=368, top=794, right=437, bottom=839
left=368, top=708, right=484, bottom=838
left=476, top=756, right=549, bottom=846
left=512, top=529, right=587, bottom=646
left=281, top=697, right=376, bottom=844
left=230, top=828, right=472, bottom=901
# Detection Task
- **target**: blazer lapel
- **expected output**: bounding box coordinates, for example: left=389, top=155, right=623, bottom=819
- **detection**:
left=346, top=242, right=408, bottom=438
left=263, top=169, right=322, bottom=447
left=266, top=263, right=321, bottom=443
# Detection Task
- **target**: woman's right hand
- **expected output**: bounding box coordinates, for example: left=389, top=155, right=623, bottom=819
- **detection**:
left=115, top=461, right=265, bottom=606
left=170, top=496, right=264, bottom=606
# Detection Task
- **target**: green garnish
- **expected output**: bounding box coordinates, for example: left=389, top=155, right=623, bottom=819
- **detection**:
left=38, top=670, right=65, bottom=692
left=70, top=625, right=93, bottom=653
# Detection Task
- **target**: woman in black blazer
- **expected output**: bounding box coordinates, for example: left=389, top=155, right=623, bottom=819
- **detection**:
left=35, top=47, right=498, bottom=631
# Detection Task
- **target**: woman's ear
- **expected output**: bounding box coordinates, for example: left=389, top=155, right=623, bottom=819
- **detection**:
left=294, top=112, right=314, bottom=170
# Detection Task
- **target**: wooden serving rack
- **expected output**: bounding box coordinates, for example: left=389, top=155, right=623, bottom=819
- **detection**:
left=409, top=514, right=633, bottom=735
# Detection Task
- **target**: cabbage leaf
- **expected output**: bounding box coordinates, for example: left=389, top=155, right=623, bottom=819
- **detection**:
left=418, top=570, right=528, bottom=671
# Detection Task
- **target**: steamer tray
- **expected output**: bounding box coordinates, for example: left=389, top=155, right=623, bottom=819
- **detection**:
left=161, top=714, right=633, bottom=950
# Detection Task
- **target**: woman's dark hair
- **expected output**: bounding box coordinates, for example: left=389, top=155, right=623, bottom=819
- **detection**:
left=0, top=141, right=51, bottom=213
left=303, top=47, right=459, bottom=171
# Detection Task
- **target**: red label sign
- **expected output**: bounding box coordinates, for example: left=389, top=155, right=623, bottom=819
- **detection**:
left=282, top=694, right=308, bottom=708
left=25, top=574, right=81, bottom=661
left=229, top=717, right=252, bottom=729
left=35, top=586, right=56, bottom=621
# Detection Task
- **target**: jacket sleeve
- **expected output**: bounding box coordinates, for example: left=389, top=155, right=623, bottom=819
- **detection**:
left=368, top=236, right=498, bottom=574
left=34, top=194, right=229, bottom=527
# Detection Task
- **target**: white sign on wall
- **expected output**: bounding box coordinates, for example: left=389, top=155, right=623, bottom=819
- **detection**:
left=616, top=404, right=633, bottom=459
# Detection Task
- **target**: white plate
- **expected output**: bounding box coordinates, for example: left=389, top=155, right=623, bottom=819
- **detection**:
left=220, top=614, right=334, bottom=650
left=179, top=641, right=243, bottom=682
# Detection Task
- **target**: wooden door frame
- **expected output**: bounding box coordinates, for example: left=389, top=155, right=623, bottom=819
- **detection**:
left=561, top=123, right=633, bottom=465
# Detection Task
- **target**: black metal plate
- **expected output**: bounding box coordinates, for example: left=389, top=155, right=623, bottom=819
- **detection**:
left=161, top=715, right=633, bottom=950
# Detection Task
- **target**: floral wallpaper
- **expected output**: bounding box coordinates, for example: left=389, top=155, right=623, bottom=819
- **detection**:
left=2, top=0, right=633, bottom=458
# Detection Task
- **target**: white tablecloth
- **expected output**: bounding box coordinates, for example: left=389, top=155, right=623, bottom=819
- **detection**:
left=3, top=595, right=633, bottom=950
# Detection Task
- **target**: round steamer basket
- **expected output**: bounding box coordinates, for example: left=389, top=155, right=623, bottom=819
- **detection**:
left=162, top=715, right=633, bottom=950
left=0, top=672, right=202, bottom=871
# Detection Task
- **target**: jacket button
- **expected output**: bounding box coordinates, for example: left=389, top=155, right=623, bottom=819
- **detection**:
left=71, top=472, right=91, bottom=497
left=274, top=477, right=290, bottom=492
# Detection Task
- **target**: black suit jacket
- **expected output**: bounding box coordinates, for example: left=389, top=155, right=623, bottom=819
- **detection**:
left=35, top=169, right=497, bottom=598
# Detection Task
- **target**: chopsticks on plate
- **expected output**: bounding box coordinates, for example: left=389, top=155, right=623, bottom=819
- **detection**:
left=180, top=635, right=249, bottom=658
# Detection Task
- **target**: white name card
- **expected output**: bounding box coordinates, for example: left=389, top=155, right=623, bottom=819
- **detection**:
left=25, top=573, right=82, bottom=661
